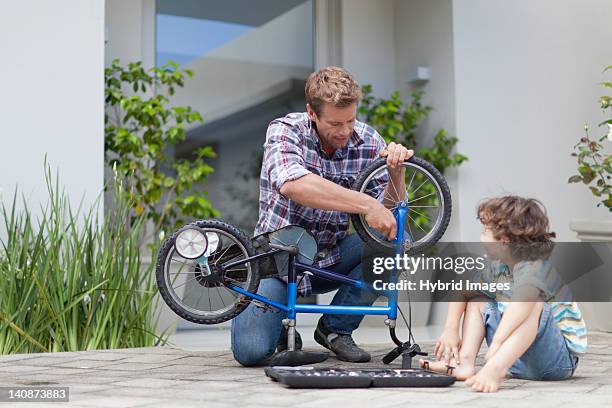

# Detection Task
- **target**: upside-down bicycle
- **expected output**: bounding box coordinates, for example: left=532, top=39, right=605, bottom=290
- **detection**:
left=156, top=156, right=452, bottom=381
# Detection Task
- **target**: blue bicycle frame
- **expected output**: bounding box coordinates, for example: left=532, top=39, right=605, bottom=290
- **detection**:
left=220, top=203, right=409, bottom=324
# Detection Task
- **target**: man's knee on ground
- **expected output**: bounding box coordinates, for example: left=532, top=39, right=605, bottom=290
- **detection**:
left=231, top=336, right=276, bottom=367
left=231, top=315, right=281, bottom=367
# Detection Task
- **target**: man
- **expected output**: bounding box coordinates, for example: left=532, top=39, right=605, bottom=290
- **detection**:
left=231, top=67, right=413, bottom=366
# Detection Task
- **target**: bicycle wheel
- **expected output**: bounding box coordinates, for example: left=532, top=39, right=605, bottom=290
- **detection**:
left=155, top=219, right=260, bottom=325
left=351, top=156, right=451, bottom=255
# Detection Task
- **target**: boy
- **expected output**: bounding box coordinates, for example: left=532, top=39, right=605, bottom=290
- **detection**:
left=420, top=196, right=586, bottom=392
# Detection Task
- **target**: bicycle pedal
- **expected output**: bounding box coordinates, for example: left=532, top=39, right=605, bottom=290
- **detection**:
left=251, top=299, right=277, bottom=312
left=236, top=298, right=275, bottom=312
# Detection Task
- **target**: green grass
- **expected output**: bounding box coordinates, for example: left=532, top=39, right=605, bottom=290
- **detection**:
left=0, top=165, right=169, bottom=354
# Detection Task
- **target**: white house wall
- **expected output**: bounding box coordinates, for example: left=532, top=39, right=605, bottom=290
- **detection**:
left=105, top=0, right=155, bottom=68
left=0, top=0, right=105, bottom=222
left=340, top=0, right=397, bottom=99
left=453, top=0, right=612, bottom=241
left=394, top=0, right=456, bottom=144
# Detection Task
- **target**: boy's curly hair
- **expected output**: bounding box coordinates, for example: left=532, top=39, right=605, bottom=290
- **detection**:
left=477, top=196, right=556, bottom=260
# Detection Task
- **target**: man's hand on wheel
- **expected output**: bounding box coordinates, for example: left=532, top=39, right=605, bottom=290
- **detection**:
left=365, top=199, right=397, bottom=240
left=380, top=142, right=414, bottom=176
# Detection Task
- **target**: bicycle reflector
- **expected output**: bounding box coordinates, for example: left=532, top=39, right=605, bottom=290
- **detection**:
left=203, top=232, right=220, bottom=256
left=174, top=227, right=208, bottom=259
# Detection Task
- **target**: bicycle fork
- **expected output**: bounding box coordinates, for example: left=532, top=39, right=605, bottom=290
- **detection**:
left=386, top=202, right=407, bottom=325
left=285, top=251, right=299, bottom=351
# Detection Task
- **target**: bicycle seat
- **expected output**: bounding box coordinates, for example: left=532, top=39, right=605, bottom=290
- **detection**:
left=263, top=225, right=318, bottom=277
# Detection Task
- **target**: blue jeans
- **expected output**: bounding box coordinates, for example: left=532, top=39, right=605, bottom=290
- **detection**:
left=231, top=233, right=378, bottom=366
left=482, top=301, right=579, bottom=381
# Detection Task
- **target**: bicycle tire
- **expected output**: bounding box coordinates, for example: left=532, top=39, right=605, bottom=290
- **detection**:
left=350, top=156, right=452, bottom=255
left=155, top=219, right=260, bottom=325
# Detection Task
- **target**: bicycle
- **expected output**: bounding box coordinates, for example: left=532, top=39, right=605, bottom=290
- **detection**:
left=156, top=156, right=452, bottom=369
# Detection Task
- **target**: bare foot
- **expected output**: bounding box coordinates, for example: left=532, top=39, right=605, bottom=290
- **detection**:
left=419, top=358, right=475, bottom=380
left=465, top=361, right=507, bottom=392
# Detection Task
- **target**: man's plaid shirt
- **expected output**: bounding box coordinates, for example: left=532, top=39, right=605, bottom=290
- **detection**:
left=254, top=112, right=387, bottom=296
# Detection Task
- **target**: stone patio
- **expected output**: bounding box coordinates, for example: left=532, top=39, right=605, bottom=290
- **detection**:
left=1, top=332, right=612, bottom=407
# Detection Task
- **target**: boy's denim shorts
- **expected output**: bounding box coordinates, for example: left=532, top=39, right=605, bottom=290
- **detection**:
left=482, top=301, right=580, bottom=381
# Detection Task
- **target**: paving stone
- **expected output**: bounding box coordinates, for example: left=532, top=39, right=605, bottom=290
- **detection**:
left=377, top=389, right=481, bottom=405
left=247, top=391, right=345, bottom=406
left=7, top=356, right=86, bottom=366
left=50, top=359, right=120, bottom=369
left=301, top=387, right=392, bottom=400
left=155, top=388, right=255, bottom=402
left=115, top=354, right=186, bottom=364
left=147, top=371, right=232, bottom=381
left=517, top=382, right=600, bottom=393
left=169, top=355, right=237, bottom=366
left=467, top=396, right=559, bottom=408
left=136, top=401, right=234, bottom=408
left=235, top=383, right=315, bottom=395
left=0, top=404, right=86, bottom=408
left=0, top=353, right=45, bottom=363
left=108, top=378, right=191, bottom=388
left=92, top=362, right=173, bottom=371
left=61, top=374, right=138, bottom=386
left=530, top=392, right=612, bottom=404
left=0, top=331, right=611, bottom=406
left=71, top=353, right=131, bottom=362
left=82, top=386, right=189, bottom=401
left=175, top=379, right=259, bottom=391
left=65, top=385, right=113, bottom=394
left=293, top=395, right=413, bottom=408
left=452, top=388, right=537, bottom=398
left=0, top=365, right=57, bottom=373
left=140, top=364, right=216, bottom=375
left=96, top=346, right=186, bottom=355
left=590, top=384, right=612, bottom=394
left=68, top=395, right=161, bottom=407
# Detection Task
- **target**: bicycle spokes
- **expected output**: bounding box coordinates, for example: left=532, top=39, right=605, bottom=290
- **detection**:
left=357, top=160, right=447, bottom=251
left=164, top=229, right=253, bottom=317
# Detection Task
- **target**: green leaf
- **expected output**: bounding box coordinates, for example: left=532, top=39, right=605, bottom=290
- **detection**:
left=163, top=177, right=175, bottom=188
left=568, top=175, right=583, bottom=183
left=578, top=165, right=596, bottom=184
left=196, top=146, right=216, bottom=159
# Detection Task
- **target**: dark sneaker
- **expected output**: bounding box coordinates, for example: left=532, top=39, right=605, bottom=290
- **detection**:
left=277, top=326, right=303, bottom=352
left=314, top=318, right=371, bottom=363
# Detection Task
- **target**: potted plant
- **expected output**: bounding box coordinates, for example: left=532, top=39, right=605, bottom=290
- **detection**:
left=568, top=65, right=612, bottom=241
left=568, top=66, right=612, bottom=332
